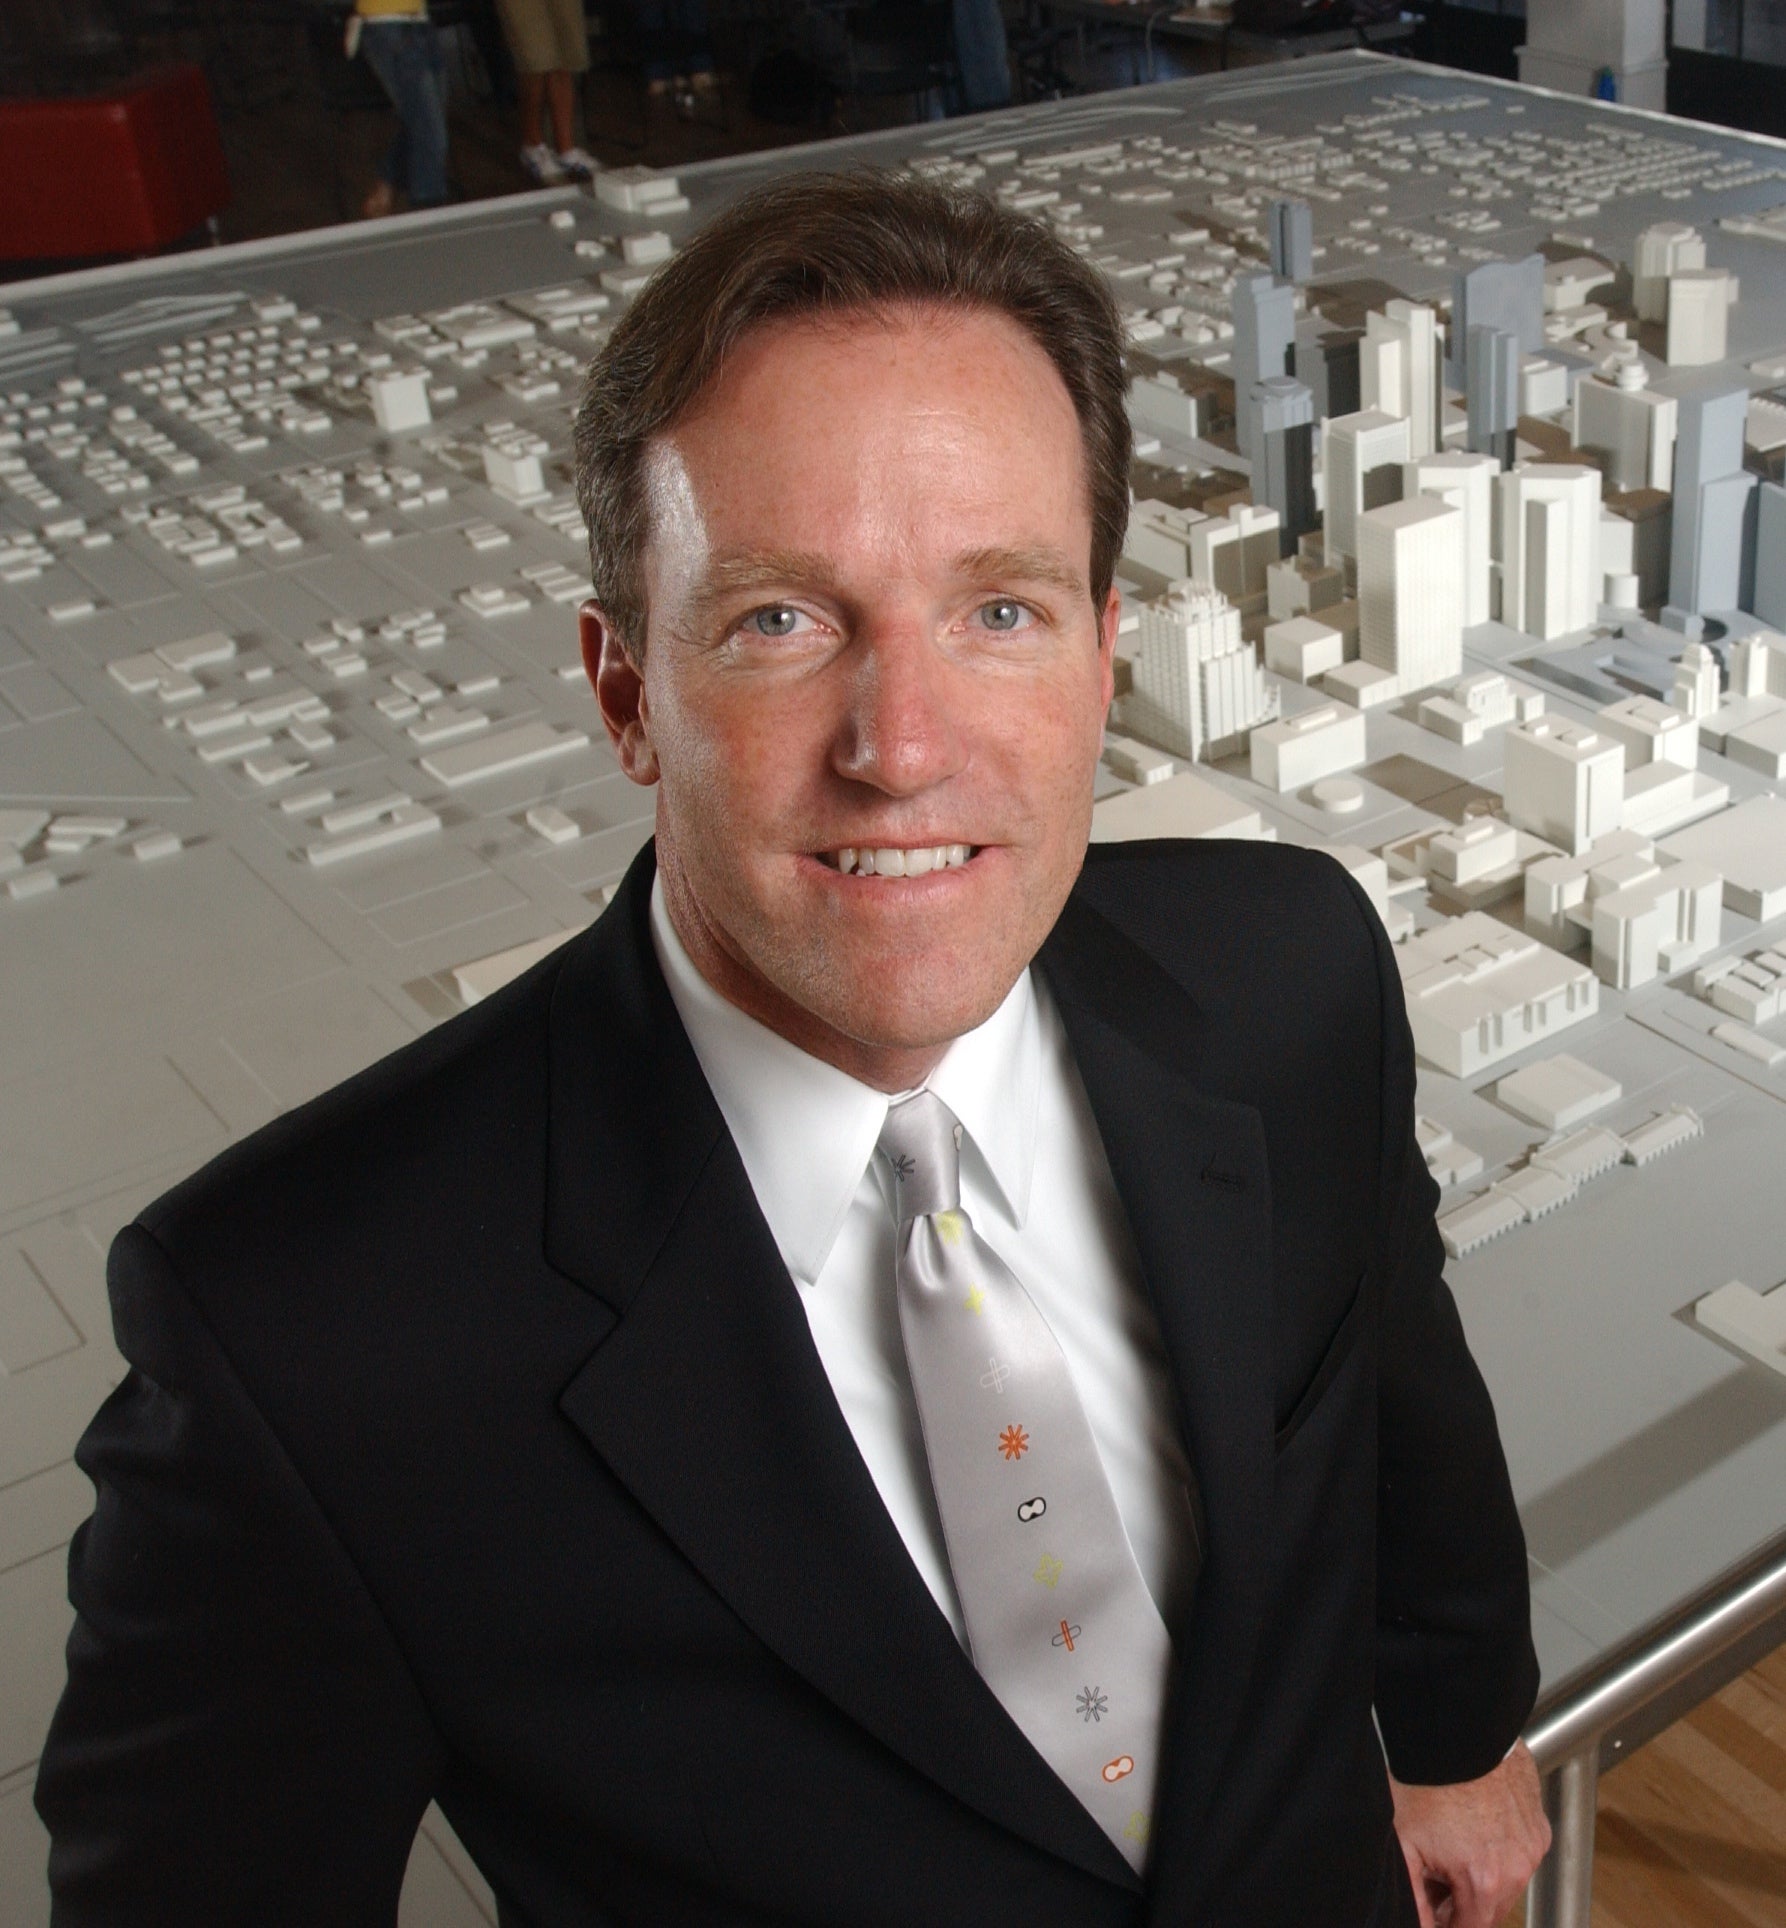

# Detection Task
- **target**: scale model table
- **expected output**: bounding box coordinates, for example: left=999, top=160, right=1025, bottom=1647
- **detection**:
left=2, top=52, right=1785, bottom=1924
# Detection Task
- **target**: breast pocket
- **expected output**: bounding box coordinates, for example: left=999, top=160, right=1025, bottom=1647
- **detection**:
left=1274, top=1269, right=1370, bottom=1456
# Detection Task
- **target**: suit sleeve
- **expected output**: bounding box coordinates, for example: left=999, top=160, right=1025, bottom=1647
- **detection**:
left=1350, top=883, right=1541, bottom=1786
left=35, top=1223, right=445, bottom=1926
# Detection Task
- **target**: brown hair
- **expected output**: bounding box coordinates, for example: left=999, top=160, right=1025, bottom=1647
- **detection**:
left=572, top=166, right=1132, bottom=658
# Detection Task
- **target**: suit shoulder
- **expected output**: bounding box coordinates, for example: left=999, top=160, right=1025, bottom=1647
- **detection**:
left=138, top=925, right=580, bottom=1263
left=1075, top=836, right=1378, bottom=981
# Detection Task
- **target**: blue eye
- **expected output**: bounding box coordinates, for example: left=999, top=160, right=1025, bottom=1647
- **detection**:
left=980, top=600, right=1028, bottom=631
left=749, top=607, right=801, bottom=637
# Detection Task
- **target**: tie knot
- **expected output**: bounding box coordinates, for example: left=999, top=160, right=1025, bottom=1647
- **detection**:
left=878, top=1089, right=962, bottom=1222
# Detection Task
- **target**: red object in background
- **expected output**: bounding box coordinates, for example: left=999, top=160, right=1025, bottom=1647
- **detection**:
left=0, top=65, right=230, bottom=262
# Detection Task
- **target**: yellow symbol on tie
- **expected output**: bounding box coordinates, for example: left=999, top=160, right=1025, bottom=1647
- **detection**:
left=1123, top=1811, right=1150, bottom=1845
left=934, top=1210, right=966, bottom=1247
left=1033, top=1552, right=1063, bottom=1589
left=964, top=1284, right=986, bottom=1315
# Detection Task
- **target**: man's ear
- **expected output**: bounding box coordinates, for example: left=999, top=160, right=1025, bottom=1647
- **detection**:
left=580, top=600, right=660, bottom=786
left=1096, top=584, right=1123, bottom=718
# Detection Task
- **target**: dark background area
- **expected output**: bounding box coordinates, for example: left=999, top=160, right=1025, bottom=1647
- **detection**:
left=4, top=0, right=1786, bottom=269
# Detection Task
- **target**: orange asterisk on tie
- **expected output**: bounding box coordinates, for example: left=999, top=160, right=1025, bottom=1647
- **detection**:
left=998, top=1424, right=1030, bottom=1460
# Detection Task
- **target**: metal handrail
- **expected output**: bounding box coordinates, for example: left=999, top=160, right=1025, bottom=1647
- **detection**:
left=1524, top=1521, right=1786, bottom=1774
left=1520, top=1524, right=1786, bottom=1928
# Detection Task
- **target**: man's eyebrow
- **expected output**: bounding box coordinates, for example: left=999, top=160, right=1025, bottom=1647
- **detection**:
left=949, top=545, right=1088, bottom=599
left=681, top=550, right=843, bottom=627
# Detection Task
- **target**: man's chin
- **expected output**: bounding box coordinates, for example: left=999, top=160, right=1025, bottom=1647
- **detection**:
left=805, top=971, right=1021, bottom=1062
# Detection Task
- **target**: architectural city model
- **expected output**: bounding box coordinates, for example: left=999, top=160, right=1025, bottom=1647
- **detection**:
left=4, top=53, right=1786, bottom=1920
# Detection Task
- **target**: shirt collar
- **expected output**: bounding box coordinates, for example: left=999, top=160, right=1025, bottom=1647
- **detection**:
left=649, top=876, right=1040, bottom=1284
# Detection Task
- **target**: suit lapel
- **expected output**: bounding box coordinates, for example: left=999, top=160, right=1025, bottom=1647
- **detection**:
left=1036, top=889, right=1277, bottom=1886
left=544, top=849, right=1136, bottom=1892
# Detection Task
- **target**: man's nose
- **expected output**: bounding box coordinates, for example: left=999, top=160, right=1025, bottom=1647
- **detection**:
left=830, top=615, right=967, bottom=797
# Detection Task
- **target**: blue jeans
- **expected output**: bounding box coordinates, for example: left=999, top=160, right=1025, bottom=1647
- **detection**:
left=360, top=20, right=451, bottom=207
left=950, top=0, right=1010, bottom=110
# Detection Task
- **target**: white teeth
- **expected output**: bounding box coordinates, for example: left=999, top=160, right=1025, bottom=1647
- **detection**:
left=827, top=844, right=973, bottom=875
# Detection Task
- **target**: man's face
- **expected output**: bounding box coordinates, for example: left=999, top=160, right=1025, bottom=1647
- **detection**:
left=585, top=303, right=1119, bottom=1088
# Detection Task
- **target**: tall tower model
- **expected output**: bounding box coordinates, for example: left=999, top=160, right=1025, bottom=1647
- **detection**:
left=1357, top=496, right=1465, bottom=695
left=1125, top=581, right=1277, bottom=760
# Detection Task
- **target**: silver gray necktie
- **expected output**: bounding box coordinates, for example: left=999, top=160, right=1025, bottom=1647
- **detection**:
left=879, top=1090, right=1173, bottom=1871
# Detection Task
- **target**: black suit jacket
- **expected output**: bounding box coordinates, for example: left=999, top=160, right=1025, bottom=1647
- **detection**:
left=38, top=837, right=1538, bottom=1925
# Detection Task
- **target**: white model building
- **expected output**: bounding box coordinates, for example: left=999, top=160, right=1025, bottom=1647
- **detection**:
left=1696, top=1279, right=1786, bottom=1380
left=1403, top=451, right=1496, bottom=628
left=1190, top=502, right=1281, bottom=602
left=1127, top=371, right=1203, bottom=441
left=1519, top=357, right=1570, bottom=418
left=1323, top=409, right=1410, bottom=571
left=1249, top=704, right=1366, bottom=791
left=1701, top=633, right=1786, bottom=774
left=1361, top=300, right=1441, bottom=458
left=1417, top=670, right=1544, bottom=746
left=1502, top=716, right=1625, bottom=855
left=1263, top=613, right=1345, bottom=682
left=1729, top=630, right=1786, bottom=699
left=1597, top=694, right=1700, bottom=770
left=1495, top=1053, right=1622, bottom=1132
left=1496, top=465, right=1602, bottom=641
left=1667, top=277, right=1733, bottom=378
left=1633, top=222, right=1705, bottom=322
left=366, top=369, right=431, bottom=434
left=1665, top=269, right=1737, bottom=367
left=1661, top=791, right=1786, bottom=922
left=1090, top=766, right=1271, bottom=843
left=1516, top=0, right=1666, bottom=108
left=1356, top=495, right=1464, bottom=696
left=1695, top=944, right=1786, bottom=1027
left=1572, top=357, right=1676, bottom=494
left=1524, top=829, right=1722, bottom=989
left=1591, top=854, right=1722, bottom=990
left=1428, top=817, right=1521, bottom=893
left=1396, top=909, right=1599, bottom=1079
left=1672, top=641, right=1722, bottom=719
left=1123, top=498, right=1208, bottom=580
left=1124, top=579, right=1276, bottom=760
left=1599, top=511, right=1640, bottom=611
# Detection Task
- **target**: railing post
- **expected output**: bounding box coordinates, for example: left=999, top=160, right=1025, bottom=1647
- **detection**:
left=1524, top=1748, right=1599, bottom=1928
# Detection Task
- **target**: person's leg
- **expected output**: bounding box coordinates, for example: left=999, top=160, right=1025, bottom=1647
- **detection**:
left=950, top=0, right=1012, bottom=110
left=404, top=27, right=451, bottom=205
left=518, top=70, right=547, bottom=145
left=636, top=0, right=675, bottom=84
left=494, top=0, right=561, bottom=168
left=546, top=0, right=596, bottom=168
left=672, top=0, right=716, bottom=77
left=356, top=24, right=405, bottom=214
left=545, top=69, right=576, bottom=152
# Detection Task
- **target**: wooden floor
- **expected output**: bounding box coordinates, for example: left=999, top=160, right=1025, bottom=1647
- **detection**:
left=1507, top=1647, right=1786, bottom=1928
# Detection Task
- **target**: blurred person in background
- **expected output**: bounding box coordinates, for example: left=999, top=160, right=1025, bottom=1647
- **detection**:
left=634, top=0, right=719, bottom=116
left=351, top=0, right=452, bottom=217
left=493, top=0, right=601, bottom=182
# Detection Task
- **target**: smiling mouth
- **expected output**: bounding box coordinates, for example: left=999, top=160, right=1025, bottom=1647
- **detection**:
left=816, top=844, right=977, bottom=877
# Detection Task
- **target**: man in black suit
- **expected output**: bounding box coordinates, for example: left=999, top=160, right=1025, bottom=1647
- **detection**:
left=38, top=170, right=1548, bottom=1924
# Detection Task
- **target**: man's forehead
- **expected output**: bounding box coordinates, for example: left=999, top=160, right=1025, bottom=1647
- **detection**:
left=669, top=300, right=1072, bottom=436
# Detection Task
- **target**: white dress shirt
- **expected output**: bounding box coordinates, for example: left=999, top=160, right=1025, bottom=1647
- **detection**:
left=650, top=877, right=1197, bottom=1648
